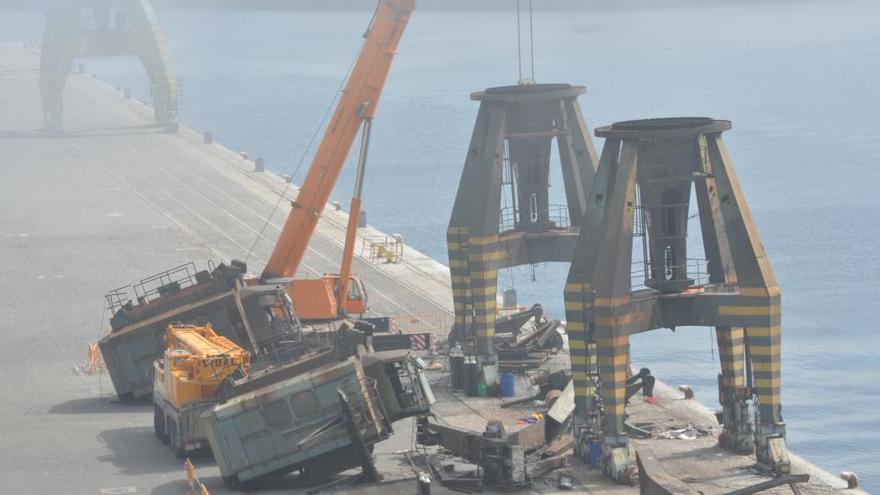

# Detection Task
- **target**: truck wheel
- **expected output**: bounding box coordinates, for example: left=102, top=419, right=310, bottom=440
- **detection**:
left=169, top=420, right=185, bottom=458
left=153, top=405, right=164, bottom=441
left=161, top=414, right=170, bottom=445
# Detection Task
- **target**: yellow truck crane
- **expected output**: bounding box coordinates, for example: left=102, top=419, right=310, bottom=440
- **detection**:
left=153, top=323, right=250, bottom=457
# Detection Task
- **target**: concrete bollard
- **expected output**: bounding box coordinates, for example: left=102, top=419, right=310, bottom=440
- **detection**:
left=203, top=131, right=213, bottom=144
left=840, top=472, right=859, bottom=489
left=678, top=385, right=694, bottom=399
left=240, top=152, right=248, bottom=160
left=254, top=158, right=264, bottom=172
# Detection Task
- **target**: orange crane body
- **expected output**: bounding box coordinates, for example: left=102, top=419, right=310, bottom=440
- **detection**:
left=262, top=0, right=414, bottom=321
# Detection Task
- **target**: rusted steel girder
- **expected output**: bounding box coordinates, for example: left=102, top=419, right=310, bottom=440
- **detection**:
left=447, top=83, right=598, bottom=392
left=565, top=117, right=789, bottom=482
left=40, top=0, right=178, bottom=131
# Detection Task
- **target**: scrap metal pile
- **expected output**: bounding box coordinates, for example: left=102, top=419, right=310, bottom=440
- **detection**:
left=416, top=418, right=570, bottom=492
left=494, top=304, right=565, bottom=372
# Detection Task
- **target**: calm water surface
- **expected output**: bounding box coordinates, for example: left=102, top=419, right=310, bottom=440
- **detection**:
left=2, top=1, right=878, bottom=488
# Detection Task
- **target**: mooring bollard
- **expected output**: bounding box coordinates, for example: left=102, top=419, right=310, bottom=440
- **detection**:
left=840, top=471, right=859, bottom=489
left=678, top=385, right=694, bottom=399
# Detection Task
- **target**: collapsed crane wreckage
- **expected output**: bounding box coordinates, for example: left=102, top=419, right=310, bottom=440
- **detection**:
left=97, top=0, right=436, bottom=487
left=99, top=0, right=415, bottom=402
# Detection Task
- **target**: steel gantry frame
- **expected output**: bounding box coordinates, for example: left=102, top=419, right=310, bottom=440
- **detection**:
left=40, top=0, right=178, bottom=131
left=564, top=117, right=789, bottom=482
left=447, top=83, right=598, bottom=393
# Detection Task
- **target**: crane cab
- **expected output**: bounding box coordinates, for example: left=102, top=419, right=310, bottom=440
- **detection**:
left=287, top=275, right=367, bottom=322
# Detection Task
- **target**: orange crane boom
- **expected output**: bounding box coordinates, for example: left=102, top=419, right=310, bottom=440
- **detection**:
left=262, top=0, right=414, bottom=286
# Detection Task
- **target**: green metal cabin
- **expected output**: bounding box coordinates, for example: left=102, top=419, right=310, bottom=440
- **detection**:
left=203, top=349, right=433, bottom=485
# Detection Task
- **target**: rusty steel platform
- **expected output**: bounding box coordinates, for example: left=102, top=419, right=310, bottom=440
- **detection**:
left=0, top=44, right=865, bottom=494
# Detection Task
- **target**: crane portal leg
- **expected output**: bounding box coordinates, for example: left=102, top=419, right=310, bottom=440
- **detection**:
left=447, top=225, right=472, bottom=347
left=40, top=1, right=79, bottom=131
left=565, top=137, right=620, bottom=474
left=596, top=333, right=634, bottom=482
left=564, top=281, right=597, bottom=461
left=130, top=0, right=178, bottom=129
left=467, top=235, right=501, bottom=388
left=40, top=0, right=177, bottom=132
left=716, top=326, right=755, bottom=454
left=706, top=134, right=788, bottom=473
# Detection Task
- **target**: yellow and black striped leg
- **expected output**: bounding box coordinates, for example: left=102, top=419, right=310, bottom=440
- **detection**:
left=447, top=226, right=472, bottom=352
left=564, top=283, right=599, bottom=461
left=707, top=133, right=789, bottom=473
left=468, top=237, right=501, bottom=389
left=597, top=332, right=635, bottom=483
left=746, top=319, right=789, bottom=473
left=716, top=326, right=754, bottom=454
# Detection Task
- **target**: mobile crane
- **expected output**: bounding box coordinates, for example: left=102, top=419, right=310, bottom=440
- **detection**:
left=261, top=0, right=414, bottom=321
left=153, top=323, right=250, bottom=456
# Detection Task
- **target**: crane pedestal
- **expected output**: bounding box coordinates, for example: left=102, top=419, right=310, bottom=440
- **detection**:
left=447, top=83, right=599, bottom=394
left=40, top=0, right=178, bottom=131
left=565, top=117, right=789, bottom=482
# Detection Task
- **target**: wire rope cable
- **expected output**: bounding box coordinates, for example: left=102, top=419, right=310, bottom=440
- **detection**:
left=243, top=17, right=370, bottom=265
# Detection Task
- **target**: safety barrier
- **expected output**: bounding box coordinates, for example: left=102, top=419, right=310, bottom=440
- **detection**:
left=76, top=342, right=105, bottom=375
left=361, top=235, right=403, bottom=264
left=184, top=458, right=209, bottom=495
left=391, top=313, right=450, bottom=338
